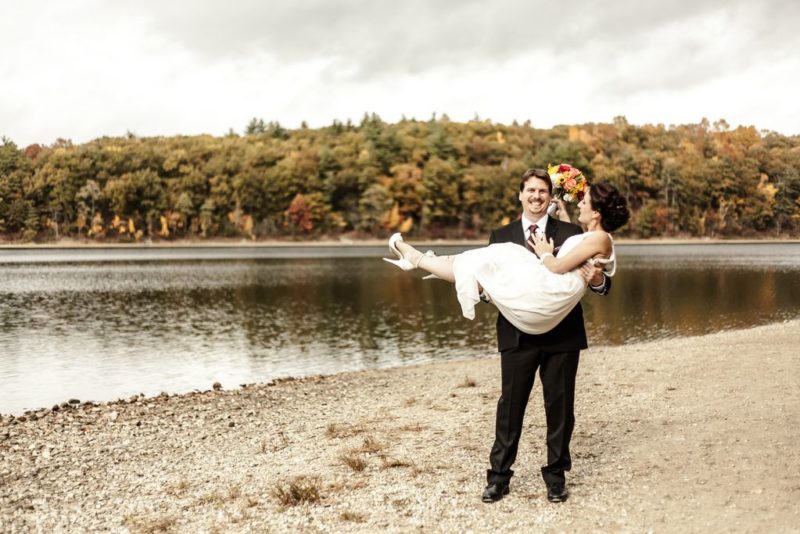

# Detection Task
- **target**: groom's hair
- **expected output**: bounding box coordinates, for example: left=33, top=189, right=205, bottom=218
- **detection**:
left=519, top=168, right=553, bottom=194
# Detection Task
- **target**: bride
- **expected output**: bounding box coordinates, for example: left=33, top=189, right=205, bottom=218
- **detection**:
left=383, top=181, right=630, bottom=334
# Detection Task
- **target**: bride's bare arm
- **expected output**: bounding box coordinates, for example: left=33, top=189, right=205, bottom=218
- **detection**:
left=552, top=199, right=571, bottom=223
left=532, top=232, right=611, bottom=274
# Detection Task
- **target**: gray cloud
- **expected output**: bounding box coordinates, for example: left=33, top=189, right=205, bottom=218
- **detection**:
left=3, top=0, right=798, bottom=145
left=128, top=1, right=793, bottom=64
left=116, top=0, right=800, bottom=104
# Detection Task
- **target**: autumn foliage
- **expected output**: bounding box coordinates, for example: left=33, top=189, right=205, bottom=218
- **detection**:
left=0, top=115, right=798, bottom=242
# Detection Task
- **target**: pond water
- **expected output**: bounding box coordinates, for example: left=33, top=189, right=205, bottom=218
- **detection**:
left=1, top=243, right=798, bottom=414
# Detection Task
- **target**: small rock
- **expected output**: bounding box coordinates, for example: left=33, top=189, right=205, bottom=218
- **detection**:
left=68, top=399, right=80, bottom=405
left=213, top=382, right=222, bottom=391
left=51, top=405, right=60, bottom=412
left=228, top=421, right=235, bottom=427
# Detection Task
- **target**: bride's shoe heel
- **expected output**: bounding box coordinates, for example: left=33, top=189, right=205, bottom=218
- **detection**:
left=388, top=233, right=404, bottom=259
left=382, top=257, right=415, bottom=271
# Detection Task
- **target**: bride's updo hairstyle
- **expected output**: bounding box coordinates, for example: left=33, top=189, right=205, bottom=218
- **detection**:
left=589, top=182, right=630, bottom=232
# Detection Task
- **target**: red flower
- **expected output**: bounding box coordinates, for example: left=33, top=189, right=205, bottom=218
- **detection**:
left=558, top=164, right=571, bottom=173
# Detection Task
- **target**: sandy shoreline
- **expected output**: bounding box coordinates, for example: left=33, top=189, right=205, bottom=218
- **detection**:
left=2, top=320, right=799, bottom=532
left=1, top=237, right=799, bottom=249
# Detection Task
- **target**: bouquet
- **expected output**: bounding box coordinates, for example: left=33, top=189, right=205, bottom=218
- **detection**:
left=547, top=163, right=587, bottom=203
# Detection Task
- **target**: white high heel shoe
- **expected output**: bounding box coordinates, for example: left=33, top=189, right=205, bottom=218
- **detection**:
left=383, top=233, right=437, bottom=273
left=383, top=233, right=416, bottom=270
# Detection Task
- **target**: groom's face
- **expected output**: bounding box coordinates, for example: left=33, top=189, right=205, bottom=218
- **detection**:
left=519, top=176, right=552, bottom=221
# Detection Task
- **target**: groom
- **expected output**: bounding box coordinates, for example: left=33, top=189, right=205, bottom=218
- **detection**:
left=482, top=168, right=610, bottom=504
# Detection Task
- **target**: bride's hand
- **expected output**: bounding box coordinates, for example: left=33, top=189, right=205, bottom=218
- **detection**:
left=578, top=261, right=604, bottom=286
left=532, top=233, right=555, bottom=258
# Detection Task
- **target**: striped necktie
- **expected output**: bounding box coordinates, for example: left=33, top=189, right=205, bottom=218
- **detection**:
left=526, top=224, right=538, bottom=252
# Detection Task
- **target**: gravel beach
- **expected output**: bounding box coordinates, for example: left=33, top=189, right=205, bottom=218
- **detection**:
left=2, top=320, right=798, bottom=533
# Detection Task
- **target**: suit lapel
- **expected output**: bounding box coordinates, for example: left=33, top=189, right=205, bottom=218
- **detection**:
left=546, top=218, right=566, bottom=255
left=545, top=217, right=558, bottom=244
left=511, top=219, right=526, bottom=247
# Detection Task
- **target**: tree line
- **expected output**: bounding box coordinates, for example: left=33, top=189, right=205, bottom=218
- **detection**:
left=1, top=115, right=798, bottom=242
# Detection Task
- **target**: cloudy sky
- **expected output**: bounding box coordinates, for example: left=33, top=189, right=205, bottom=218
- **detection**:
left=1, top=0, right=798, bottom=146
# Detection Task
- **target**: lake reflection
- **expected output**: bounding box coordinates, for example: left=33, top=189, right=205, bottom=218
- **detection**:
left=1, top=243, right=798, bottom=414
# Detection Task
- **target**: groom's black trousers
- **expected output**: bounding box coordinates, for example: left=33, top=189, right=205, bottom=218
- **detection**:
left=487, top=337, right=580, bottom=487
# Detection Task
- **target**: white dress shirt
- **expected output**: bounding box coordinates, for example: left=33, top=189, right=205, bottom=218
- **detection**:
left=521, top=214, right=548, bottom=241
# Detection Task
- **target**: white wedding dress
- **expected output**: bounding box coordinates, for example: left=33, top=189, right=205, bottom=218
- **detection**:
left=451, top=231, right=616, bottom=334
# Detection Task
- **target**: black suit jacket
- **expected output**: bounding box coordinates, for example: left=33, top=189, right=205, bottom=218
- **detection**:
left=489, top=217, right=610, bottom=353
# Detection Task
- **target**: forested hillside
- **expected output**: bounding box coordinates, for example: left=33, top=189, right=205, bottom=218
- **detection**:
left=1, top=115, right=798, bottom=242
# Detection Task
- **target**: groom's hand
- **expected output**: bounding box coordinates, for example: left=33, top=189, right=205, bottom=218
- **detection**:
left=578, top=261, right=604, bottom=287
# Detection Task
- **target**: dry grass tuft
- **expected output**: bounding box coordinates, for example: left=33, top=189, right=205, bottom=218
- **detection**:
left=272, top=476, right=322, bottom=506
left=229, top=506, right=253, bottom=525
left=195, top=491, right=225, bottom=506
left=227, top=484, right=242, bottom=500
left=164, top=479, right=190, bottom=497
left=381, top=456, right=412, bottom=469
left=195, top=484, right=242, bottom=507
left=410, top=464, right=432, bottom=478
left=458, top=376, right=477, bottom=387
left=123, top=514, right=178, bottom=533
left=340, top=510, right=366, bottom=523
left=357, top=435, right=383, bottom=453
left=327, top=479, right=368, bottom=492
left=260, top=430, right=289, bottom=453
left=326, top=423, right=365, bottom=439
left=340, top=451, right=368, bottom=472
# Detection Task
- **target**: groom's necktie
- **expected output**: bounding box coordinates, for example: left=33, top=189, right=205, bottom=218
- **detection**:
left=526, top=224, right=539, bottom=252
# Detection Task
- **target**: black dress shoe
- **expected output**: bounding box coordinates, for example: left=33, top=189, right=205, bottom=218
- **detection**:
left=547, top=483, right=568, bottom=503
left=482, top=482, right=510, bottom=503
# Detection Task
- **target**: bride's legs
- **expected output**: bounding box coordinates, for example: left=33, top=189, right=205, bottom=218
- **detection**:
left=394, top=241, right=457, bottom=283
left=419, top=254, right=456, bottom=283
